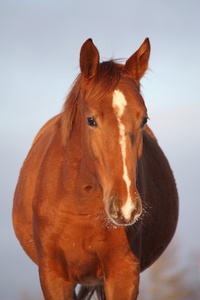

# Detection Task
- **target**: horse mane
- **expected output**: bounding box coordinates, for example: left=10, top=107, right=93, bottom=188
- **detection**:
left=61, top=60, right=124, bottom=145
left=61, top=74, right=82, bottom=145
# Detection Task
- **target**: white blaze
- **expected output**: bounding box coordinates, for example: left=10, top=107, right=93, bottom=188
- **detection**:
left=112, top=90, right=134, bottom=219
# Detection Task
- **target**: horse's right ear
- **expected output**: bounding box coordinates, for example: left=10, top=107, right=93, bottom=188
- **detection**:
left=80, top=38, right=99, bottom=79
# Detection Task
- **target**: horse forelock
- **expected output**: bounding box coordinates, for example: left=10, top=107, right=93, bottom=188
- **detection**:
left=83, top=60, right=122, bottom=101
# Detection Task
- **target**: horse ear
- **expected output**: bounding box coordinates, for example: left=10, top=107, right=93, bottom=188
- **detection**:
left=80, top=38, right=99, bottom=79
left=125, top=38, right=150, bottom=84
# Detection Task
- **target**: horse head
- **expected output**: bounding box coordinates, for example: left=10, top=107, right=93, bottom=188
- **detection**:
left=71, top=38, right=150, bottom=226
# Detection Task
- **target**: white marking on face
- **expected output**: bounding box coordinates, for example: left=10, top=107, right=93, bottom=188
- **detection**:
left=112, top=90, right=134, bottom=220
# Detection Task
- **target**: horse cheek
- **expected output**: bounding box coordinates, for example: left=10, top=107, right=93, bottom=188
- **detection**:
left=137, top=134, right=143, bottom=159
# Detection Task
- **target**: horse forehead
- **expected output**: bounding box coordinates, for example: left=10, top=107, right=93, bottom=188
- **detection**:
left=112, top=90, right=127, bottom=117
left=112, top=83, right=147, bottom=114
left=84, top=86, right=143, bottom=117
left=112, top=89, right=136, bottom=118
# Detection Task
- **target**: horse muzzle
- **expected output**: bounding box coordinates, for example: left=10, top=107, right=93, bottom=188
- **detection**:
left=107, top=194, right=142, bottom=226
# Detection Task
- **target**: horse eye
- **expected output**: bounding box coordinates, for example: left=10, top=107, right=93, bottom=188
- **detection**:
left=141, top=117, right=148, bottom=128
left=87, top=117, right=97, bottom=127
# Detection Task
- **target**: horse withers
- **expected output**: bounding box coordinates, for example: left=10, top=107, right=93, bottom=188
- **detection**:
left=13, top=38, right=178, bottom=300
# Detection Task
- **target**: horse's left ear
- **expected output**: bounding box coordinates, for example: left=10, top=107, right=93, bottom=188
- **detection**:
left=125, top=38, right=150, bottom=84
left=80, top=38, right=99, bottom=80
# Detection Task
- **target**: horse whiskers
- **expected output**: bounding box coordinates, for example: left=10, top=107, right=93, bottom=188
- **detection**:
left=96, top=209, right=105, bottom=220
left=135, top=201, right=152, bottom=227
left=142, top=201, right=152, bottom=218
left=95, top=200, right=152, bottom=230
left=96, top=209, right=118, bottom=230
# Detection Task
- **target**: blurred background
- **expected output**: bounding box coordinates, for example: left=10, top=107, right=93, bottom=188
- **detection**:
left=1, top=0, right=200, bottom=299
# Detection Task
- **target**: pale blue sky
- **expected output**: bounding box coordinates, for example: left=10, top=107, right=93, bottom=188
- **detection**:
left=1, top=0, right=200, bottom=298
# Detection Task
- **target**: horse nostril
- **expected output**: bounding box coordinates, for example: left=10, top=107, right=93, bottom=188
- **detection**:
left=109, top=197, right=119, bottom=218
left=134, top=203, right=138, bottom=214
left=120, top=215, right=125, bottom=221
left=132, top=198, right=142, bottom=219
left=132, top=207, right=138, bottom=218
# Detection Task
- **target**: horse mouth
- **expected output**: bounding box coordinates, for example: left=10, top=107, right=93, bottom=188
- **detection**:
left=107, top=211, right=142, bottom=227
left=103, top=196, right=142, bottom=227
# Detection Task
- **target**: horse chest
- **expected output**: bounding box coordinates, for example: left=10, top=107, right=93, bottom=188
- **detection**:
left=57, top=221, right=130, bottom=284
left=57, top=226, right=103, bottom=283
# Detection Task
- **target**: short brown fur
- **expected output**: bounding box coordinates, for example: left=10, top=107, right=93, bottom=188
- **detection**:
left=13, top=38, right=178, bottom=300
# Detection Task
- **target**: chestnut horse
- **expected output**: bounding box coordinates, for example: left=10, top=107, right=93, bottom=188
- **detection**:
left=13, top=38, right=178, bottom=300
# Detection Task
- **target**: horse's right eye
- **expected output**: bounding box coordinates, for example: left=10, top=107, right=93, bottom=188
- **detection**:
left=87, top=117, right=98, bottom=127
left=140, top=117, right=148, bottom=128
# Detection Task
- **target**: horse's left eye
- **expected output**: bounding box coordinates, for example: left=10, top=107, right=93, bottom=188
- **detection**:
left=141, top=117, right=148, bottom=128
left=87, top=117, right=98, bottom=127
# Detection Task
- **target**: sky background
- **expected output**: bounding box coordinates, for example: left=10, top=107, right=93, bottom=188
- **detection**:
left=1, top=0, right=200, bottom=299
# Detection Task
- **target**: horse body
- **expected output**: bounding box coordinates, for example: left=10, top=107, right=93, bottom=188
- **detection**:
left=13, top=38, right=178, bottom=300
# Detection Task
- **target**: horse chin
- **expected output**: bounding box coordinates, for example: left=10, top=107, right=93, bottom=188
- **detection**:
left=107, top=214, right=139, bottom=227
left=104, top=206, right=140, bottom=227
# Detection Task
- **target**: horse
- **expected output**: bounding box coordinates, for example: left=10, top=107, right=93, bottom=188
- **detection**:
left=12, top=38, right=178, bottom=300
